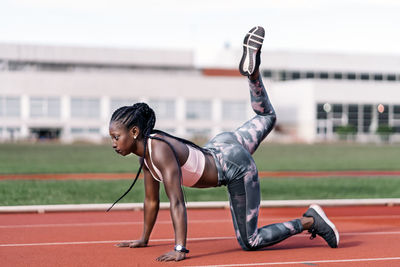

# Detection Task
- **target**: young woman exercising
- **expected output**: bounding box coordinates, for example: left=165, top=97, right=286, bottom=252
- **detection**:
left=108, top=26, right=339, bottom=262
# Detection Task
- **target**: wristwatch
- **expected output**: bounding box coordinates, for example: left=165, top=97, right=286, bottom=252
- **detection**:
left=174, top=244, right=189, bottom=253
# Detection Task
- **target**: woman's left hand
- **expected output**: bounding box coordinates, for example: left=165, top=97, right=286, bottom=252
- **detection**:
left=156, top=250, right=186, bottom=261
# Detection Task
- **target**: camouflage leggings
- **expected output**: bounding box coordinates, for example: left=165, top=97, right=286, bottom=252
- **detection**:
left=204, top=76, right=303, bottom=250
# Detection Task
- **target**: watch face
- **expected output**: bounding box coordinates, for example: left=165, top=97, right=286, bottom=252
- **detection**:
left=175, top=245, right=189, bottom=253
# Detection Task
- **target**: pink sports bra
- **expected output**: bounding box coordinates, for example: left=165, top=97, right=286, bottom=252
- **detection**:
left=143, top=136, right=205, bottom=187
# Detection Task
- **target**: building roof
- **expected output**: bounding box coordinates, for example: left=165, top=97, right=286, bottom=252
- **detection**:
left=0, top=43, right=194, bottom=68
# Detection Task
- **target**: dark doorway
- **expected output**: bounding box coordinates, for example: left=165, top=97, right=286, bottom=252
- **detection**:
left=30, top=128, right=61, bottom=141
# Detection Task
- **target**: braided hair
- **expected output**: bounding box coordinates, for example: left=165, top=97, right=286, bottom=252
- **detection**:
left=107, top=102, right=209, bottom=211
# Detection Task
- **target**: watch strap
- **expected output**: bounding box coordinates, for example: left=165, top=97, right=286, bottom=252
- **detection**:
left=174, top=244, right=189, bottom=253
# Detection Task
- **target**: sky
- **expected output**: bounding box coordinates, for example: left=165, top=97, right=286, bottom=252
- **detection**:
left=1, top=0, right=400, bottom=60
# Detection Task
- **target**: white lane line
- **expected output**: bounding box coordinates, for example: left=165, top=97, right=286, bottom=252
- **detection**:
left=1, top=240, right=126, bottom=247
left=0, top=221, right=139, bottom=228
left=1, top=231, right=400, bottom=247
left=341, top=231, right=400, bottom=236
left=333, top=215, right=400, bottom=220
left=0, top=236, right=232, bottom=247
left=0, top=219, right=229, bottom=229
left=185, top=257, right=400, bottom=267
left=1, top=215, right=399, bottom=229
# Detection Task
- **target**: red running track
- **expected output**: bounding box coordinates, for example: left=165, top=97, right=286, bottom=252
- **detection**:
left=1, top=206, right=400, bottom=266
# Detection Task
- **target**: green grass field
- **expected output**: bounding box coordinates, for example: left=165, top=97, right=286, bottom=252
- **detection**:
left=1, top=142, right=399, bottom=174
left=1, top=177, right=400, bottom=206
left=1, top=142, right=399, bottom=206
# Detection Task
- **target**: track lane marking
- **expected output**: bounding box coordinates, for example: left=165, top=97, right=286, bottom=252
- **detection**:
left=185, top=257, right=400, bottom=266
left=0, top=236, right=232, bottom=247
left=0, top=219, right=229, bottom=228
left=2, top=231, right=400, bottom=247
left=1, top=214, right=399, bottom=229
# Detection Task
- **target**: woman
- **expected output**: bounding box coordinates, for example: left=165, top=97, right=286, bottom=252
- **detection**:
left=108, top=26, right=339, bottom=262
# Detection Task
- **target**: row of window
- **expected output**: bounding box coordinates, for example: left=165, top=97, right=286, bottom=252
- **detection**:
left=0, top=96, right=247, bottom=121
left=0, top=126, right=214, bottom=139
left=316, top=103, right=400, bottom=134
left=67, top=127, right=214, bottom=136
left=2, top=60, right=399, bottom=83
left=263, top=70, right=400, bottom=82
left=70, top=127, right=100, bottom=134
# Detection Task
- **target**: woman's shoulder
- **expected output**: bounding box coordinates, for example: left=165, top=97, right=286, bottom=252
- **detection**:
left=148, top=133, right=189, bottom=164
left=148, top=133, right=177, bottom=153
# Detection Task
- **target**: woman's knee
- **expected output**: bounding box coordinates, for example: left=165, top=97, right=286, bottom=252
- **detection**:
left=239, top=240, right=259, bottom=251
left=259, top=112, right=277, bottom=133
left=269, top=112, right=277, bottom=127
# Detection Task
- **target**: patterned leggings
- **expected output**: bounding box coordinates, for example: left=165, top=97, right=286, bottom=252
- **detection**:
left=204, top=76, right=303, bottom=250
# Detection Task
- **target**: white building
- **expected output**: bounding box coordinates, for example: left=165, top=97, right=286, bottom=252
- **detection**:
left=0, top=43, right=399, bottom=143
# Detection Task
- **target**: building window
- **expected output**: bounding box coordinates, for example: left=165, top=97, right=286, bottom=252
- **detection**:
left=30, top=97, right=60, bottom=118
left=317, top=104, right=327, bottom=119
left=387, top=74, right=396, bottom=81
left=88, top=128, right=100, bottom=133
left=360, top=73, right=369, bottom=80
left=222, top=100, right=247, bottom=121
left=291, top=72, right=301, bottom=80
left=346, top=73, right=356, bottom=80
left=186, top=100, right=211, bottom=120
left=373, top=74, right=383, bottom=81
left=348, top=104, right=359, bottom=127
left=333, top=72, right=342, bottom=79
left=262, top=70, right=272, bottom=78
left=393, top=105, right=400, bottom=119
left=306, top=72, right=315, bottom=79
left=71, top=127, right=100, bottom=134
left=332, top=104, right=343, bottom=119
left=71, top=98, right=100, bottom=118
left=0, top=96, right=21, bottom=117
left=306, top=71, right=315, bottom=79
left=279, top=71, right=287, bottom=81
left=110, top=98, right=137, bottom=115
left=362, top=105, right=373, bottom=133
left=148, top=99, right=175, bottom=120
left=319, top=72, right=329, bottom=79
left=71, top=128, right=84, bottom=134
left=378, top=104, right=389, bottom=125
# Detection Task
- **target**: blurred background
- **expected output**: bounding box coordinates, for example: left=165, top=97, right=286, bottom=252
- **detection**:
left=1, top=0, right=400, bottom=206
left=1, top=0, right=400, bottom=144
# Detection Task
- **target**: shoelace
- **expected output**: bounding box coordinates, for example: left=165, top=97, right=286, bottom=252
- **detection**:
left=309, top=228, right=317, bottom=240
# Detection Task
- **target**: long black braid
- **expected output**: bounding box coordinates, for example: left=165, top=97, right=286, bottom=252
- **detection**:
left=107, top=102, right=209, bottom=211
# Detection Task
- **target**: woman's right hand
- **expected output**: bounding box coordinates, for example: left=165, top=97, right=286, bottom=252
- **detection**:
left=115, top=240, right=148, bottom=248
